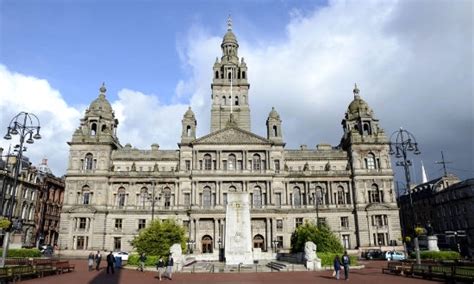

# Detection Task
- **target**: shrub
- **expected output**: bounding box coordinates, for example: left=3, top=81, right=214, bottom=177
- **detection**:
left=318, top=252, right=358, bottom=266
left=0, top=248, right=42, bottom=258
left=127, top=254, right=161, bottom=266
left=410, top=250, right=460, bottom=261
left=291, top=222, right=343, bottom=253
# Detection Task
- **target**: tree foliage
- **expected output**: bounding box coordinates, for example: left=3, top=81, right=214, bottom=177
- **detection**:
left=131, top=219, right=186, bottom=256
left=291, top=222, right=344, bottom=254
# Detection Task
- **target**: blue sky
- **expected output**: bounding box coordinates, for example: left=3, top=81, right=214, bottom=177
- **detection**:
left=0, top=0, right=472, bottom=183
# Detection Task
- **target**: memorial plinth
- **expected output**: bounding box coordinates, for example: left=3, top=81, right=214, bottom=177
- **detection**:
left=224, top=192, right=254, bottom=265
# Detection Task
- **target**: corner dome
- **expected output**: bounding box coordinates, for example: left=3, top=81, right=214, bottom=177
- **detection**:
left=222, top=30, right=238, bottom=45
left=184, top=106, right=195, bottom=118
left=88, top=83, right=113, bottom=116
left=268, top=107, right=280, bottom=119
left=347, top=84, right=372, bottom=115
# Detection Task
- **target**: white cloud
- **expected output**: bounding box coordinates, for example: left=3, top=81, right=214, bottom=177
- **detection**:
left=0, top=65, right=82, bottom=176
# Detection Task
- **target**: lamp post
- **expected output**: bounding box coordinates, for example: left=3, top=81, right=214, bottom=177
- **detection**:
left=1, top=112, right=41, bottom=267
left=148, top=183, right=160, bottom=221
left=389, top=127, right=420, bottom=264
left=186, top=240, right=195, bottom=254
left=313, top=186, right=324, bottom=227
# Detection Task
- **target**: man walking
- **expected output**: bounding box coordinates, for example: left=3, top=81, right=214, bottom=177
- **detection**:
left=342, top=251, right=350, bottom=280
left=166, top=255, right=174, bottom=280
left=138, top=253, right=147, bottom=272
left=95, top=250, right=102, bottom=271
left=156, top=257, right=165, bottom=281
left=106, top=251, right=116, bottom=274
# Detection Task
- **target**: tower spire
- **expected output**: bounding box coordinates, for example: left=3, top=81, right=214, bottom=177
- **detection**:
left=353, top=83, right=360, bottom=99
left=227, top=14, right=232, bottom=31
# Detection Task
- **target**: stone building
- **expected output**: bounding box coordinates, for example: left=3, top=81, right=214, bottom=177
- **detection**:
left=399, top=175, right=473, bottom=257
left=59, top=21, right=401, bottom=257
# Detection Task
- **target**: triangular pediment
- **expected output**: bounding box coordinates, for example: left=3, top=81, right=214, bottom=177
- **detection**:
left=193, top=127, right=272, bottom=145
left=68, top=206, right=98, bottom=214
left=365, top=203, right=391, bottom=211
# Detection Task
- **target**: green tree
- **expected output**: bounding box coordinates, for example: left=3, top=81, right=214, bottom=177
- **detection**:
left=291, top=222, right=344, bottom=253
left=131, top=219, right=186, bottom=256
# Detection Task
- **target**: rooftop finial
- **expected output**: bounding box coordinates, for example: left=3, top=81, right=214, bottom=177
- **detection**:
left=353, top=83, right=360, bottom=98
left=99, top=82, right=107, bottom=96
left=227, top=14, right=232, bottom=31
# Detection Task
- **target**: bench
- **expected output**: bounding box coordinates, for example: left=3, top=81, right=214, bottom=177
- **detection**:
left=266, top=262, right=287, bottom=271
left=0, top=267, right=11, bottom=282
left=382, top=261, right=403, bottom=275
left=11, top=265, right=36, bottom=282
left=54, top=261, right=75, bottom=274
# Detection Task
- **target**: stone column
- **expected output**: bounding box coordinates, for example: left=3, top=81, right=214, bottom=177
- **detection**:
left=214, top=219, right=219, bottom=249
left=266, top=218, right=271, bottom=251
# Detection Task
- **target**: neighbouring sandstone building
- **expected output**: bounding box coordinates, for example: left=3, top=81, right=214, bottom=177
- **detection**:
left=59, top=20, right=401, bottom=257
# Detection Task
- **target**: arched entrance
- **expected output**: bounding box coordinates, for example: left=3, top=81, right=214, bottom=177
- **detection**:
left=202, top=235, right=213, bottom=253
left=253, top=234, right=264, bottom=250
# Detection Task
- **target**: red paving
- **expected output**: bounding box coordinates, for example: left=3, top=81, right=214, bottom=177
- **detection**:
left=24, top=259, right=443, bottom=284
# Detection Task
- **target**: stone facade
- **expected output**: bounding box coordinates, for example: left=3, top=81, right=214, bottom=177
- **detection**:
left=59, top=22, right=401, bottom=257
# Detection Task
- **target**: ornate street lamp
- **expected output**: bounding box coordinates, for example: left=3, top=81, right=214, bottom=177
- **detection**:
left=272, top=239, right=279, bottom=253
left=148, top=183, right=160, bottom=221
left=389, top=127, right=421, bottom=264
left=1, top=112, right=41, bottom=267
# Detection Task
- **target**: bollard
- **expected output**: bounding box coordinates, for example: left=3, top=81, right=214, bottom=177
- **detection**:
left=192, top=264, right=195, bottom=273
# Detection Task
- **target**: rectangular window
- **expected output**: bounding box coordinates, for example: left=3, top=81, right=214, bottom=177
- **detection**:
left=76, top=236, right=85, bottom=250
left=79, top=218, right=87, bottom=229
left=114, top=237, right=121, bottom=251
left=276, top=220, right=283, bottom=232
left=184, top=193, right=191, bottom=206
left=318, top=217, right=327, bottom=226
left=237, top=160, right=243, bottom=170
left=185, top=160, right=191, bottom=171
left=223, top=193, right=228, bottom=205
left=274, top=160, right=280, bottom=173
left=295, top=217, right=303, bottom=228
left=199, top=160, right=203, bottom=170
left=223, top=160, right=227, bottom=171
left=118, top=194, right=126, bottom=207
left=138, top=219, right=146, bottom=230
left=340, top=216, right=349, bottom=229
left=115, top=219, right=123, bottom=230
left=342, top=234, right=350, bottom=249
left=277, top=236, right=283, bottom=248
left=373, top=215, right=386, bottom=227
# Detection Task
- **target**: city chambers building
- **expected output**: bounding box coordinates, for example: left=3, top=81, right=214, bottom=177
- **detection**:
left=59, top=22, right=401, bottom=257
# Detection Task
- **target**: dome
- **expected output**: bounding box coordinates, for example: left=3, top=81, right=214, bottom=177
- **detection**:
left=348, top=97, right=370, bottom=114
left=268, top=107, right=280, bottom=119
left=88, top=83, right=113, bottom=115
left=222, top=30, right=238, bottom=45
left=184, top=106, right=195, bottom=118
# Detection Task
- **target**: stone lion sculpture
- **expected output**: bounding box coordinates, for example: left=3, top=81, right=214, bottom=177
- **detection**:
left=169, top=243, right=184, bottom=271
left=304, top=241, right=318, bottom=261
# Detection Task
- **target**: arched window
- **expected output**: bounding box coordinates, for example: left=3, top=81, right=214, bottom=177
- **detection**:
left=242, top=71, right=246, bottom=79
left=366, top=153, right=376, bottom=170
left=228, top=154, right=236, bottom=171
left=363, top=123, right=371, bottom=135
left=252, top=154, right=261, bottom=171
left=28, top=206, right=34, bottom=220
left=91, top=123, right=97, bottom=136
left=21, top=204, right=28, bottom=219
left=273, top=125, right=278, bottom=137
left=222, top=96, right=227, bottom=106
left=235, top=96, right=239, bottom=106
left=85, top=153, right=94, bottom=170
left=202, top=235, right=213, bottom=253
left=228, top=72, right=232, bottom=80
left=293, top=187, right=301, bottom=207
left=163, top=187, right=171, bottom=209
left=101, top=124, right=107, bottom=132
left=337, top=186, right=345, bottom=204
left=369, top=184, right=381, bottom=203
left=117, top=187, right=126, bottom=207
left=186, top=125, right=191, bottom=136
left=253, top=186, right=262, bottom=208
left=314, top=186, right=324, bottom=206
left=253, top=234, right=264, bottom=249
left=204, top=154, right=212, bottom=170
left=215, top=71, right=219, bottom=79
left=202, top=187, right=211, bottom=208
left=82, top=185, right=91, bottom=205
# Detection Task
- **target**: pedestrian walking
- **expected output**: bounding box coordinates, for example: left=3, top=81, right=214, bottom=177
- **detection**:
left=87, top=252, right=94, bottom=271
left=138, top=253, right=147, bottom=272
left=333, top=255, right=341, bottom=280
left=156, top=257, right=165, bottom=281
left=106, top=251, right=116, bottom=274
left=342, top=251, right=351, bottom=280
left=166, top=255, right=174, bottom=280
left=95, top=250, right=102, bottom=271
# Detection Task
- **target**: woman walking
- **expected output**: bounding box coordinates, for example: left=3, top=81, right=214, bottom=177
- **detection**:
left=87, top=252, right=94, bottom=271
left=333, top=255, right=341, bottom=280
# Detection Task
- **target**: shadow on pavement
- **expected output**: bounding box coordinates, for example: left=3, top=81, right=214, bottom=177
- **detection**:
left=89, top=267, right=122, bottom=284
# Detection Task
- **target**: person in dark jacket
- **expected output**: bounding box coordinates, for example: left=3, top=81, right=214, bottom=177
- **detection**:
left=333, top=255, right=341, bottom=280
left=95, top=251, right=102, bottom=271
left=156, top=257, right=165, bottom=281
left=166, top=256, right=174, bottom=280
left=106, top=251, right=116, bottom=274
left=342, top=251, right=351, bottom=280
left=138, top=253, right=147, bottom=272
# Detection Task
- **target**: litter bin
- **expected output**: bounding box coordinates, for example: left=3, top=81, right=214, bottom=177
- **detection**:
left=115, top=256, right=122, bottom=269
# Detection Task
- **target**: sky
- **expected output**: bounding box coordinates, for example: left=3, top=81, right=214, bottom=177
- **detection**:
left=0, top=0, right=472, bottom=185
